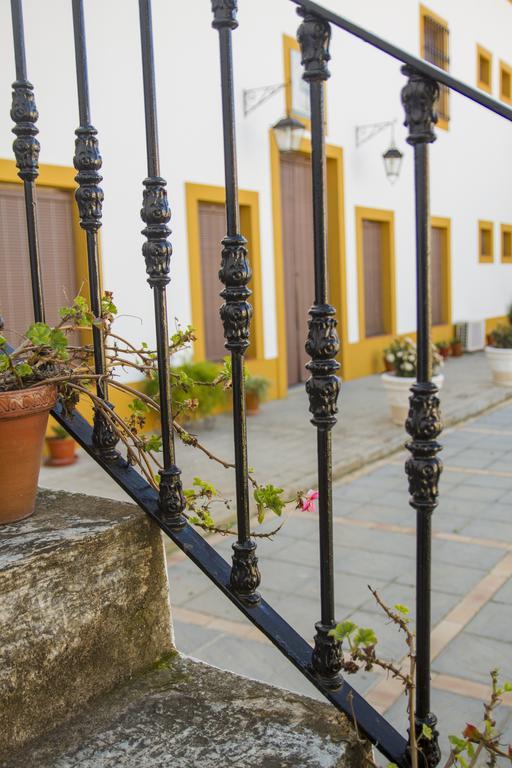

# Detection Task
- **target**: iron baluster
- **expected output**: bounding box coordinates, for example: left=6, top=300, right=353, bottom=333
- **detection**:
left=10, top=0, right=44, bottom=323
left=138, top=0, right=186, bottom=529
left=71, top=0, right=118, bottom=462
left=211, top=0, right=260, bottom=605
left=297, top=9, right=342, bottom=688
left=401, top=65, right=442, bottom=768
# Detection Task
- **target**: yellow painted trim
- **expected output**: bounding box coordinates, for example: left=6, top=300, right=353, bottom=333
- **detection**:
left=501, top=223, right=512, bottom=263
left=419, top=4, right=449, bottom=131
left=476, top=44, right=493, bottom=94
left=269, top=134, right=346, bottom=394
left=283, top=34, right=311, bottom=132
left=478, top=220, right=494, bottom=263
left=431, top=216, right=452, bottom=326
left=486, top=316, right=508, bottom=335
left=0, top=158, right=96, bottom=343
left=499, top=60, right=512, bottom=105
left=355, top=207, right=396, bottom=343
left=185, top=182, right=265, bottom=365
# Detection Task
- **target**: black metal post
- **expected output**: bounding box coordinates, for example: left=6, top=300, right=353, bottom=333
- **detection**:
left=297, top=9, right=342, bottom=688
left=138, top=0, right=186, bottom=529
left=211, top=0, right=260, bottom=605
left=401, top=65, right=442, bottom=768
left=10, top=0, right=44, bottom=323
left=71, top=0, right=118, bottom=461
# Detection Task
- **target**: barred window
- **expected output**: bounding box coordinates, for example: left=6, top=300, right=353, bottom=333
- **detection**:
left=421, top=7, right=450, bottom=128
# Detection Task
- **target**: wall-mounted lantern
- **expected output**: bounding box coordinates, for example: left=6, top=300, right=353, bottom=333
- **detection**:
left=355, top=119, right=404, bottom=184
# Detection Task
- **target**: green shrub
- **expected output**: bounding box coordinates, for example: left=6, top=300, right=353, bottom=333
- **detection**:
left=146, top=359, right=227, bottom=420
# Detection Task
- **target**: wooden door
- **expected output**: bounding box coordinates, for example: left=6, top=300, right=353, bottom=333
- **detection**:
left=280, top=153, right=315, bottom=386
left=0, top=183, right=77, bottom=341
left=431, top=226, right=444, bottom=326
left=362, top=220, right=385, bottom=337
left=198, top=202, right=227, bottom=361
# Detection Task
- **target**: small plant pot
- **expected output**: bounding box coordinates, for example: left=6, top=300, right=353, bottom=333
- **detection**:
left=45, top=436, right=78, bottom=467
left=485, top=346, right=512, bottom=386
left=381, top=373, right=444, bottom=426
left=245, top=391, right=261, bottom=415
left=451, top=342, right=463, bottom=357
left=0, top=384, right=57, bottom=524
left=438, top=347, right=451, bottom=359
left=383, top=357, right=395, bottom=373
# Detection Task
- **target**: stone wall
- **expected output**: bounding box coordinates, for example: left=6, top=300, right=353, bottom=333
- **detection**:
left=0, top=489, right=172, bottom=756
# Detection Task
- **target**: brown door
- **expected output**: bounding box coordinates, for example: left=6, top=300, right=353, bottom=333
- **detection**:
left=362, top=220, right=385, bottom=337
left=431, top=226, right=444, bottom=326
left=280, top=153, right=315, bottom=386
left=198, top=202, right=227, bottom=361
left=0, top=183, right=77, bottom=341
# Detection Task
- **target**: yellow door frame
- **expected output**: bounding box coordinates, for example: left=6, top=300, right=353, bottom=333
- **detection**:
left=184, top=182, right=279, bottom=395
left=431, top=215, right=452, bottom=339
left=269, top=132, right=346, bottom=396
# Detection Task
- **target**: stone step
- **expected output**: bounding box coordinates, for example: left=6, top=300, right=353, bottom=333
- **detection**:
left=4, top=654, right=365, bottom=768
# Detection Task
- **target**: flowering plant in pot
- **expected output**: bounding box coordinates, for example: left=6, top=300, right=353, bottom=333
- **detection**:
left=436, top=340, right=451, bottom=359
left=485, top=324, right=512, bottom=386
left=245, top=375, right=270, bottom=415
left=0, top=292, right=314, bottom=538
left=45, top=424, right=78, bottom=467
left=381, top=337, right=444, bottom=425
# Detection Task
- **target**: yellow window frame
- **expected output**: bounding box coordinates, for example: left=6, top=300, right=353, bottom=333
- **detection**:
left=420, top=4, right=450, bottom=131
left=500, top=60, right=512, bottom=104
left=501, top=224, right=512, bottom=263
left=476, top=45, right=493, bottom=94
left=478, top=220, right=494, bottom=264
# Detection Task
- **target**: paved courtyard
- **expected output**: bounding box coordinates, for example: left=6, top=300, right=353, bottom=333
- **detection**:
left=168, top=401, right=512, bottom=759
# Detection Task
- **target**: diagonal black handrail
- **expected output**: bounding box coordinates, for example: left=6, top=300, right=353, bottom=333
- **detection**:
left=48, top=399, right=408, bottom=766
left=290, top=0, right=512, bottom=123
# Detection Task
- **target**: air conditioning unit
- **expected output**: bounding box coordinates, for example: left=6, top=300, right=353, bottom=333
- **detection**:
left=454, top=320, right=486, bottom=352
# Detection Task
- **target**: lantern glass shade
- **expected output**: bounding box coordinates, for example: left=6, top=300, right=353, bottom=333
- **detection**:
left=272, top=116, right=305, bottom=153
left=382, top=144, right=403, bottom=184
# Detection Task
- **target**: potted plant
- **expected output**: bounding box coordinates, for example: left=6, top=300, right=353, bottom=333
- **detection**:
left=450, top=335, right=464, bottom=357
left=485, top=324, right=512, bottom=386
left=381, top=337, right=444, bottom=425
left=45, top=424, right=77, bottom=467
left=436, top=340, right=451, bottom=359
left=0, top=311, right=89, bottom=524
left=245, top=375, right=270, bottom=415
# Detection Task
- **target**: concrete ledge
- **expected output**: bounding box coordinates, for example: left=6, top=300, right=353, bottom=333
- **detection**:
left=5, top=654, right=368, bottom=768
left=0, top=489, right=172, bottom=757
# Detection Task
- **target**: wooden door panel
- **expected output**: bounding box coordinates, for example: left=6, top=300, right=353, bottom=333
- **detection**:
left=198, top=202, right=227, bottom=361
left=362, top=219, right=385, bottom=337
left=431, top=226, right=444, bottom=326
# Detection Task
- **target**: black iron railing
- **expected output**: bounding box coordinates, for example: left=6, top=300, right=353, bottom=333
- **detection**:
left=7, top=0, right=512, bottom=764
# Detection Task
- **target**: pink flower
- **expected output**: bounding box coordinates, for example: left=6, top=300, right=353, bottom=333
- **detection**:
left=301, top=489, right=319, bottom=513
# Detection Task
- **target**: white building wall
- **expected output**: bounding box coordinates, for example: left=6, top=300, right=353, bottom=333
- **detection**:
left=0, top=0, right=511, bottom=367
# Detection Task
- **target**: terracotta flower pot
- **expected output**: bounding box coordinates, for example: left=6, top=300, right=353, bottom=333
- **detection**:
left=438, top=346, right=450, bottom=359
left=383, top=357, right=395, bottom=372
left=451, top=342, right=463, bottom=357
left=245, top=391, right=260, bottom=415
left=45, top=436, right=78, bottom=467
left=0, top=384, right=57, bottom=524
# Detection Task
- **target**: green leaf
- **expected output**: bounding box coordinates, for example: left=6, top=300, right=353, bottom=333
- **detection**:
left=0, top=356, right=9, bottom=373
left=503, top=681, right=512, bottom=692
left=353, top=627, right=378, bottom=648
left=193, top=476, right=217, bottom=497
left=394, top=603, right=410, bottom=616
left=128, top=397, right=150, bottom=416
left=145, top=434, right=162, bottom=453
left=422, top=724, right=433, bottom=741
left=26, top=322, right=52, bottom=346
left=253, top=484, right=285, bottom=518
left=448, top=736, right=467, bottom=751
left=15, top=362, right=33, bottom=378
left=49, top=328, right=68, bottom=351
left=466, top=743, right=475, bottom=760
left=328, top=620, right=357, bottom=643
left=0, top=335, right=6, bottom=347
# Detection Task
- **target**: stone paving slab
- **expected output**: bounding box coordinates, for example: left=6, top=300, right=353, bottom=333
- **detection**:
left=38, top=353, right=512, bottom=521
left=6, top=655, right=365, bottom=768
left=166, top=400, right=512, bottom=756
